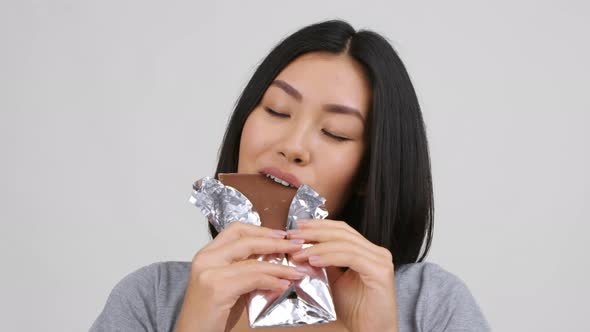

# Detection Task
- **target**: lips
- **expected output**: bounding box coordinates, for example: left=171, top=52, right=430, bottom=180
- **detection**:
left=259, top=167, right=302, bottom=189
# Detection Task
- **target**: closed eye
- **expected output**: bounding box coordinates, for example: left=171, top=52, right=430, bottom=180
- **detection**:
left=265, top=107, right=349, bottom=142
left=264, top=107, right=290, bottom=118
left=322, top=129, right=350, bottom=142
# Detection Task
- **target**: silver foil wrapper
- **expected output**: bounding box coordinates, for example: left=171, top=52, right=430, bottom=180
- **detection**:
left=190, top=176, right=337, bottom=328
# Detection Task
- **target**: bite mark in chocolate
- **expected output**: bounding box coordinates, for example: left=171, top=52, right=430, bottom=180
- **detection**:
left=218, top=173, right=297, bottom=230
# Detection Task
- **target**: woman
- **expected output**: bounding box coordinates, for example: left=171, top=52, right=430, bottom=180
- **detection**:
left=91, top=20, right=490, bottom=332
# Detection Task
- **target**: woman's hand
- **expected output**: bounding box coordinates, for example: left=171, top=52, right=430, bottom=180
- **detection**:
left=174, top=222, right=307, bottom=332
left=287, top=219, right=399, bottom=332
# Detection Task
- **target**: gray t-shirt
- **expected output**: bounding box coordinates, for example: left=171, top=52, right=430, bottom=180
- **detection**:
left=90, top=261, right=490, bottom=332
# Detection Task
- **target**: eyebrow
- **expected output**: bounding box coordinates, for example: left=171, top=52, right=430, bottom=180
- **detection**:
left=270, top=79, right=366, bottom=123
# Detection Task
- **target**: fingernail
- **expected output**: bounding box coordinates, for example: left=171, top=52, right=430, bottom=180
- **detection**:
left=291, top=249, right=305, bottom=256
left=290, top=239, right=305, bottom=244
left=280, top=279, right=291, bottom=286
left=287, top=229, right=301, bottom=235
left=309, top=256, right=321, bottom=261
left=271, top=230, right=288, bottom=238
left=295, top=266, right=308, bottom=273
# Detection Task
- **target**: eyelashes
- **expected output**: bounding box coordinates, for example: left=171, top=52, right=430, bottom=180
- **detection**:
left=264, top=107, right=350, bottom=142
left=264, top=107, right=289, bottom=118
left=321, top=129, right=349, bottom=142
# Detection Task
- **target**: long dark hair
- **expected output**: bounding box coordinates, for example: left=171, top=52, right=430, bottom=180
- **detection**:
left=211, top=20, right=433, bottom=268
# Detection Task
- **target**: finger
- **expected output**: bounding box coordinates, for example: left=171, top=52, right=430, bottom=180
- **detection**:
left=201, top=266, right=294, bottom=300
left=214, top=237, right=305, bottom=263
left=220, top=261, right=305, bottom=294
left=287, top=227, right=385, bottom=258
left=290, top=240, right=380, bottom=262
left=203, top=222, right=288, bottom=252
left=290, top=241, right=384, bottom=274
left=227, top=273, right=292, bottom=294
left=221, top=259, right=307, bottom=281
left=295, top=218, right=362, bottom=237
left=309, top=250, right=394, bottom=283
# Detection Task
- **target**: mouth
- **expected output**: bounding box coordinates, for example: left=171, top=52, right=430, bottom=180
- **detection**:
left=260, top=167, right=301, bottom=189
left=265, top=173, right=297, bottom=188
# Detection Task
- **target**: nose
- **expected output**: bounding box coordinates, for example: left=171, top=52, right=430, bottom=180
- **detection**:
left=277, top=125, right=311, bottom=166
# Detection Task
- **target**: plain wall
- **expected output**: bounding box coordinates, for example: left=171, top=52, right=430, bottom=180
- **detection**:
left=1, top=1, right=588, bottom=331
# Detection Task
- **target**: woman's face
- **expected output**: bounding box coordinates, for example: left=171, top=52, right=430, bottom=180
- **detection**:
left=238, top=51, right=370, bottom=218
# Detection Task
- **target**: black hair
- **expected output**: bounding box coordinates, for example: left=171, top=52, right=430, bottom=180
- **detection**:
left=211, top=19, right=433, bottom=268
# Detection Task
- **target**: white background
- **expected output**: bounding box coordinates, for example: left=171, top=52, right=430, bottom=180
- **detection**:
left=1, top=1, right=588, bottom=331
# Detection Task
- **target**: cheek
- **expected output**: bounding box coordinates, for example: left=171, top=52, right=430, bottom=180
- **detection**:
left=238, top=112, right=274, bottom=171
left=315, top=146, right=364, bottom=215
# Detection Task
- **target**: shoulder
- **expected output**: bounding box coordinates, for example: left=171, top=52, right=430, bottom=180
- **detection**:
left=90, top=261, right=192, bottom=332
left=113, top=261, right=192, bottom=307
left=395, top=262, right=491, bottom=331
left=396, top=261, right=467, bottom=291
left=110, top=261, right=191, bottom=297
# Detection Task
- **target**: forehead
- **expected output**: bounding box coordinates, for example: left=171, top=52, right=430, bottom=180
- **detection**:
left=271, top=52, right=371, bottom=116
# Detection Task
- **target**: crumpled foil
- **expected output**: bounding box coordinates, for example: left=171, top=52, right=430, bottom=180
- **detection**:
left=189, top=176, right=337, bottom=328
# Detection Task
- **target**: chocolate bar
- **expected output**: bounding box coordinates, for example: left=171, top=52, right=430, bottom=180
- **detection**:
left=218, top=173, right=297, bottom=230
left=190, top=175, right=337, bottom=327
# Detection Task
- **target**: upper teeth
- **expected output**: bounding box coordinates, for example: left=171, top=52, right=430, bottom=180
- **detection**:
left=265, top=174, right=293, bottom=187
